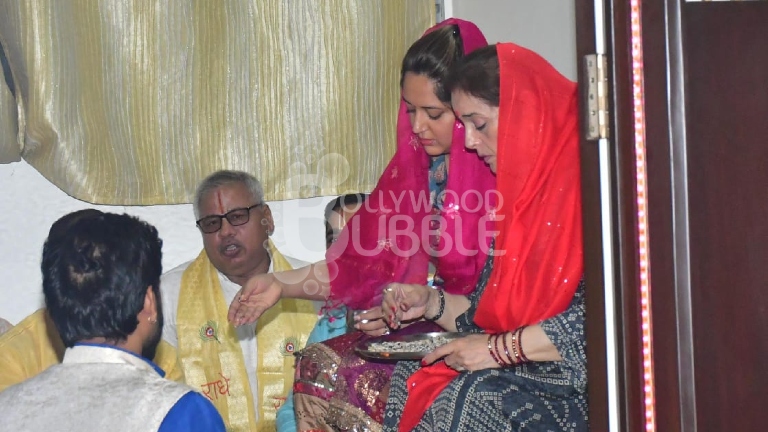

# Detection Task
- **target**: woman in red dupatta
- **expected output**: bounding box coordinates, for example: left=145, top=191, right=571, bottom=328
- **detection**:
left=229, top=19, right=495, bottom=431
left=380, top=43, right=588, bottom=432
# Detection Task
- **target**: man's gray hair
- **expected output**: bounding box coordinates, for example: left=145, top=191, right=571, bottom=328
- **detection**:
left=193, top=170, right=265, bottom=219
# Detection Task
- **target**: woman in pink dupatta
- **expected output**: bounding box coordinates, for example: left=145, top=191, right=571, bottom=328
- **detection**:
left=229, top=19, right=493, bottom=432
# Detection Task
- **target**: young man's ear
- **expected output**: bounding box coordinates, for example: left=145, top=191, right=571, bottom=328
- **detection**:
left=142, top=286, right=158, bottom=324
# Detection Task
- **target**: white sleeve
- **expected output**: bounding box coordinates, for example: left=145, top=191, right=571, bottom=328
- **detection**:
left=159, top=262, right=190, bottom=348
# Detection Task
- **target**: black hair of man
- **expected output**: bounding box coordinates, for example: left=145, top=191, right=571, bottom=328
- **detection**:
left=41, top=211, right=163, bottom=351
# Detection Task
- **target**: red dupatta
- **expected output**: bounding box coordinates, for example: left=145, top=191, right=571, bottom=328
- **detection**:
left=398, top=43, right=583, bottom=431
left=325, top=19, right=495, bottom=311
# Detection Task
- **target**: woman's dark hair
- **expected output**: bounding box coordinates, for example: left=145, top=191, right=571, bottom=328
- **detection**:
left=41, top=211, right=163, bottom=347
left=400, top=25, right=464, bottom=103
left=325, top=193, right=368, bottom=249
left=446, top=44, right=500, bottom=107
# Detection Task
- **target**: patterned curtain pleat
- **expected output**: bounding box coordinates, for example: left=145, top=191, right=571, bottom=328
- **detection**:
left=0, top=42, right=19, bottom=163
left=0, top=0, right=434, bottom=204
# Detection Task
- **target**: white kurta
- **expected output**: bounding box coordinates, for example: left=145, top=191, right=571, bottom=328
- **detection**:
left=0, top=345, right=192, bottom=432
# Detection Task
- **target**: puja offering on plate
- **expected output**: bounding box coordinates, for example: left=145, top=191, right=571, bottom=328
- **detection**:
left=367, top=333, right=453, bottom=353
left=356, top=332, right=464, bottom=360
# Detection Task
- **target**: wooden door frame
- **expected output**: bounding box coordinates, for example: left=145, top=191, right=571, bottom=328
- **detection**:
left=574, top=2, right=610, bottom=431
left=638, top=1, right=691, bottom=430
left=575, top=0, right=648, bottom=430
left=576, top=0, right=705, bottom=430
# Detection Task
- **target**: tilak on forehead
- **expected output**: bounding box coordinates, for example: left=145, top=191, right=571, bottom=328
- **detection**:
left=215, top=189, right=225, bottom=214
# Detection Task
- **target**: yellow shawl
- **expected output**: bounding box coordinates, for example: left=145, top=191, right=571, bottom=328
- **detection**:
left=0, top=309, right=181, bottom=392
left=177, top=241, right=317, bottom=431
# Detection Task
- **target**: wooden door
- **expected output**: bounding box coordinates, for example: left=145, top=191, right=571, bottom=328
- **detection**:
left=576, top=1, right=768, bottom=431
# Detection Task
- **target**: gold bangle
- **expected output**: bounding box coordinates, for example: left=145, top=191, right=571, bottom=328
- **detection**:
left=511, top=330, right=521, bottom=363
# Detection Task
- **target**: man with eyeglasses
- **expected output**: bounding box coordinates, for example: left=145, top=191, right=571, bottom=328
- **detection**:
left=159, top=170, right=317, bottom=432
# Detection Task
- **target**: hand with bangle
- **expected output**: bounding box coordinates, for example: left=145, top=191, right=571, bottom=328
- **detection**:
left=424, top=288, right=445, bottom=322
left=422, top=327, right=531, bottom=372
left=487, top=326, right=530, bottom=367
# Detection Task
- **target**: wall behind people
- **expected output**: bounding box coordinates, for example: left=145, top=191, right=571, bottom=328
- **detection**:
left=0, top=160, right=332, bottom=323
left=0, top=2, right=577, bottom=324
left=451, top=0, right=577, bottom=80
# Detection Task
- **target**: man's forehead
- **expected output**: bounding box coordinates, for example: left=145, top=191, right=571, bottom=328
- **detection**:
left=200, top=183, right=252, bottom=211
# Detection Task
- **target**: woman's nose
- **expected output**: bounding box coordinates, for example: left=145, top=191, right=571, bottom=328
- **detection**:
left=465, top=131, right=478, bottom=149
left=411, top=112, right=427, bottom=134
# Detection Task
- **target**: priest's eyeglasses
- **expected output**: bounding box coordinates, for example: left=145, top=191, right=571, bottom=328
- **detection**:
left=196, top=203, right=264, bottom=234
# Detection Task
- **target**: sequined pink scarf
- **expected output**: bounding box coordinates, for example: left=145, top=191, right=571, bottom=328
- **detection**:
left=325, top=19, right=494, bottom=310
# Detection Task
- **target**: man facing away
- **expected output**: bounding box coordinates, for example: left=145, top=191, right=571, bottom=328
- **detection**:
left=0, top=211, right=225, bottom=432
left=160, top=170, right=318, bottom=431
left=0, top=210, right=182, bottom=393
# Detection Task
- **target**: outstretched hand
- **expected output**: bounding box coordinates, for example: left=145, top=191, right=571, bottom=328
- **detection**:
left=227, top=273, right=281, bottom=326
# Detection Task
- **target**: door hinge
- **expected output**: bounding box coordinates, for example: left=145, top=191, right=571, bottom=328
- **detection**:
left=584, top=54, right=610, bottom=140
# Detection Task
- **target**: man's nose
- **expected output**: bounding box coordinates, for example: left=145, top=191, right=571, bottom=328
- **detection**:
left=218, top=218, right=236, bottom=236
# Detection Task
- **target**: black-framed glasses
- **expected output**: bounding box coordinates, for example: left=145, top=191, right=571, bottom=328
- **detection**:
left=196, top=203, right=264, bottom=234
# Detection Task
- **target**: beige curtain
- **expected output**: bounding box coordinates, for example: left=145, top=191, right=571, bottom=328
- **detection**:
left=0, top=0, right=434, bottom=204
left=0, top=47, right=18, bottom=163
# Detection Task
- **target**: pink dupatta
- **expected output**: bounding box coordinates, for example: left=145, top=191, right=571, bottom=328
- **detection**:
left=325, top=19, right=494, bottom=310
